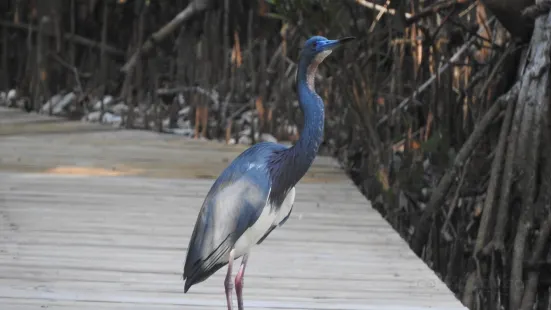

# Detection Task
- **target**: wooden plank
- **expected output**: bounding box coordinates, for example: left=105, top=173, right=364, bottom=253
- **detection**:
left=0, top=129, right=347, bottom=182
left=0, top=108, right=466, bottom=309
left=0, top=174, right=466, bottom=310
left=1, top=299, right=294, bottom=310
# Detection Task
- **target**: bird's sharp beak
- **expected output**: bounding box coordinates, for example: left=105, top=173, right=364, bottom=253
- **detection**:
left=322, top=37, right=356, bottom=50
left=338, top=36, right=356, bottom=44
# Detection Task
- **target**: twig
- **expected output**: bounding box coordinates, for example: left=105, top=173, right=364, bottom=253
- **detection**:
left=405, top=0, right=464, bottom=26
left=368, top=0, right=390, bottom=32
left=411, top=82, right=520, bottom=256
left=157, top=86, right=246, bottom=109
left=37, top=17, right=49, bottom=114
left=519, top=211, right=551, bottom=310
left=228, top=102, right=251, bottom=121
left=247, top=8, right=256, bottom=96
left=49, top=53, right=83, bottom=93
left=440, top=157, right=470, bottom=238
left=377, top=35, right=476, bottom=127
left=353, top=0, right=412, bottom=18
left=448, top=18, right=501, bottom=47
left=69, top=0, right=76, bottom=66
left=120, top=0, right=210, bottom=73
left=378, top=15, right=497, bottom=127
left=461, top=79, right=516, bottom=308
left=220, top=0, right=231, bottom=132
left=158, top=86, right=219, bottom=105
left=258, top=38, right=268, bottom=133
left=0, top=19, right=124, bottom=56
left=476, top=43, right=518, bottom=101
left=1, top=23, right=7, bottom=89
left=475, top=82, right=515, bottom=254
left=100, top=0, right=109, bottom=120
left=489, top=81, right=527, bottom=257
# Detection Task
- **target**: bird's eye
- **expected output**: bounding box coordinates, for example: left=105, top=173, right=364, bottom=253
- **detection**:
left=312, top=42, right=317, bottom=48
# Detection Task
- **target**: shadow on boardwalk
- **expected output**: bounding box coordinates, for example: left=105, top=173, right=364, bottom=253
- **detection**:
left=0, top=107, right=467, bottom=309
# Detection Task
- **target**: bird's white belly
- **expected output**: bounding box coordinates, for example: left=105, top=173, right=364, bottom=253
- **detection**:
left=233, top=187, right=295, bottom=258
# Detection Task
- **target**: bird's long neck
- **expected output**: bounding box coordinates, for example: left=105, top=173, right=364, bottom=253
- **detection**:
left=292, top=55, right=325, bottom=170
left=270, top=54, right=325, bottom=197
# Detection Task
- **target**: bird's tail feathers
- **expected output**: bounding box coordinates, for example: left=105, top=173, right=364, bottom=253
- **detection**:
left=183, top=234, right=234, bottom=293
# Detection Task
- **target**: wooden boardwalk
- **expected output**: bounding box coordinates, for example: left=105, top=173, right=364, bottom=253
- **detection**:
left=0, top=107, right=467, bottom=310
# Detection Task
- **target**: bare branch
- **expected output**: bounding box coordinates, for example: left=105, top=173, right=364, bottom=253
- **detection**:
left=411, top=82, right=521, bottom=257
left=377, top=36, right=476, bottom=127
left=353, top=0, right=412, bottom=18
left=120, top=0, right=211, bottom=74
left=0, top=19, right=125, bottom=56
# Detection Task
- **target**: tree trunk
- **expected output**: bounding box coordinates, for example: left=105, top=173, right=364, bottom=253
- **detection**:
left=461, top=4, right=551, bottom=309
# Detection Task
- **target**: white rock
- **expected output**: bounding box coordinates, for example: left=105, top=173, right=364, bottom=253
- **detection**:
left=7, top=89, right=16, bottom=101
left=259, top=133, right=277, bottom=143
left=53, top=92, right=76, bottom=115
left=110, top=102, right=128, bottom=114
left=179, top=106, right=190, bottom=116
left=84, top=111, right=120, bottom=124
left=241, top=110, right=253, bottom=124
left=171, top=128, right=194, bottom=136
left=40, top=94, right=63, bottom=114
left=239, top=127, right=252, bottom=136
left=238, top=135, right=251, bottom=145
left=287, top=124, right=298, bottom=135
left=7, top=89, right=17, bottom=106
left=101, top=112, right=121, bottom=124
left=92, top=95, right=114, bottom=111
left=84, top=111, right=101, bottom=122
left=105, top=94, right=114, bottom=104
left=177, top=93, right=185, bottom=105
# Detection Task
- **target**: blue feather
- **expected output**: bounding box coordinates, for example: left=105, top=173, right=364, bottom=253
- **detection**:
left=183, top=142, right=286, bottom=291
left=183, top=35, right=355, bottom=294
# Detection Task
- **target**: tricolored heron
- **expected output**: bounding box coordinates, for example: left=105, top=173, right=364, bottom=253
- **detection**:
left=183, top=35, right=355, bottom=310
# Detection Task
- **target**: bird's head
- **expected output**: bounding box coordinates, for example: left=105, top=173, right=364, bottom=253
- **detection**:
left=297, top=36, right=355, bottom=91
left=300, top=36, right=355, bottom=65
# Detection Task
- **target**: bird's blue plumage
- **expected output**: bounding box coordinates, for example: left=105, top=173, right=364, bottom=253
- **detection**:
left=183, top=142, right=289, bottom=291
left=182, top=35, right=355, bottom=294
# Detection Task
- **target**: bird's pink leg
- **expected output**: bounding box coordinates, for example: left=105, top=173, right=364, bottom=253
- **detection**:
left=225, top=250, right=235, bottom=310
left=235, top=253, right=249, bottom=310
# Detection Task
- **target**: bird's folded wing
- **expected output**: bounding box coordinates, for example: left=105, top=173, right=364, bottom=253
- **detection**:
left=183, top=161, right=271, bottom=284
